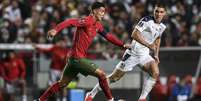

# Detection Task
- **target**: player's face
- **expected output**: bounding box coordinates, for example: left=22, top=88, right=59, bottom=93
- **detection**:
left=9, top=52, right=15, bottom=59
left=93, top=7, right=106, bottom=21
left=154, top=7, right=166, bottom=23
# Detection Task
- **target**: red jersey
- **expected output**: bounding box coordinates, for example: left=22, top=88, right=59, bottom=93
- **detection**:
left=37, top=46, right=69, bottom=71
left=2, top=57, right=26, bottom=81
left=54, top=15, right=124, bottom=58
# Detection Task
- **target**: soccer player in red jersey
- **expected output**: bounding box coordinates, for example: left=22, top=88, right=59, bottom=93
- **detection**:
left=33, top=39, right=70, bottom=101
left=37, top=2, right=130, bottom=101
left=34, top=39, right=69, bottom=85
left=1, top=51, right=27, bottom=101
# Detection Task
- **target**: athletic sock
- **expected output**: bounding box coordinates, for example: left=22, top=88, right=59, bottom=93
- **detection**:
left=89, top=83, right=101, bottom=98
left=39, top=82, right=61, bottom=101
left=139, top=75, right=156, bottom=100
left=98, top=76, right=113, bottom=100
left=62, top=97, right=67, bottom=101
left=22, top=95, right=27, bottom=101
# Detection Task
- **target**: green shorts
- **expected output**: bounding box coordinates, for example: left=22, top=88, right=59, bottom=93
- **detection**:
left=63, top=57, right=99, bottom=77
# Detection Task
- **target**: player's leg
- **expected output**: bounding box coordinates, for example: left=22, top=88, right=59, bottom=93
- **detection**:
left=5, top=82, right=15, bottom=101
left=48, top=69, right=58, bottom=86
left=39, top=58, right=78, bottom=101
left=39, top=75, right=75, bottom=101
left=77, top=58, right=114, bottom=101
left=85, top=53, right=137, bottom=101
left=94, top=69, right=114, bottom=100
left=62, top=88, right=68, bottom=101
left=0, top=91, right=3, bottom=101
left=86, top=68, right=126, bottom=99
left=56, top=71, right=68, bottom=101
left=18, top=79, right=27, bottom=101
left=0, top=77, right=4, bottom=101
left=49, top=69, right=63, bottom=101
left=138, top=56, right=158, bottom=101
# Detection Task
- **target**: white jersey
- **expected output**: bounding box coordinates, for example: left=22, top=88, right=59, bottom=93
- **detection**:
left=126, top=16, right=166, bottom=56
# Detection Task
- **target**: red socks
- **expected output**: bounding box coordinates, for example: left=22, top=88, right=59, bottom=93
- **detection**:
left=39, top=82, right=61, bottom=101
left=98, top=76, right=113, bottom=100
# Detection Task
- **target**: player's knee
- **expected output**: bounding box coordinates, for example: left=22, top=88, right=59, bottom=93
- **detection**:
left=58, top=80, right=68, bottom=88
left=97, top=69, right=107, bottom=80
left=109, top=76, right=120, bottom=83
left=22, top=81, right=26, bottom=87
left=152, top=72, right=159, bottom=79
left=19, top=80, right=26, bottom=87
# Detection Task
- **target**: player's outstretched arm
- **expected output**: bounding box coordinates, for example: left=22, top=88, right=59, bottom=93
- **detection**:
left=153, top=37, right=161, bottom=63
left=131, top=28, right=156, bottom=51
left=32, top=43, right=53, bottom=53
left=53, top=18, right=88, bottom=33
left=47, top=18, right=89, bottom=40
left=98, top=30, right=131, bottom=49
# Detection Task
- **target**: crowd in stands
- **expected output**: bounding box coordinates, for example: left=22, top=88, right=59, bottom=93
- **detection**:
left=150, top=74, right=201, bottom=101
left=0, top=0, right=201, bottom=59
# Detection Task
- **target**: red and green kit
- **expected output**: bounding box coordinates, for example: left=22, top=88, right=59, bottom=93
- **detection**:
left=54, top=15, right=124, bottom=76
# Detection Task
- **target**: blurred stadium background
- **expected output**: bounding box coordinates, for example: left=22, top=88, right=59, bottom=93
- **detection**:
left=0, top=0, right=201, bottom=101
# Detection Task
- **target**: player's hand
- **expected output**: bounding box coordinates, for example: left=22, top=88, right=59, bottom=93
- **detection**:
left=153, top=55, right=160, bottom=64
left=47, top=29, right=57, bottom=40
left=123, top=43, right=131, bottom=49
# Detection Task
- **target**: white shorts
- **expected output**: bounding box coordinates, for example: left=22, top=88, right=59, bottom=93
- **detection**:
left=116, top=52, right=154, bottom=72
left=48, top=69, right=62, bottom=85
left=6, top=80, right=22, bottom=94
left=6, top=83, right=15, bottom=93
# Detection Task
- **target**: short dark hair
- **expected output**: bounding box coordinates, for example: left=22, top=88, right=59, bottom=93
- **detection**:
left=155, top=2, right=166, bottom=10
left=91, top=2, right=105, bottom=10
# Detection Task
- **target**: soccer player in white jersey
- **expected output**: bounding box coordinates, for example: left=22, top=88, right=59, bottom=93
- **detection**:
left=84, top=3, right=167, bottom=101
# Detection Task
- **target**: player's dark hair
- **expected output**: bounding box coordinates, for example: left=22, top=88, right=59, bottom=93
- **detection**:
left=91, top=2, right=105, bottom=10
left=155, top=2, right=167, bottom=10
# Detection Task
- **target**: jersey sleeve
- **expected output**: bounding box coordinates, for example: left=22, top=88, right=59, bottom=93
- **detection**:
left=159, top=24, right=167, bottom=37
left=98, top=25, right=124, bottom=47
left=54, top=17, right=89, bottom=33
left=135, top=18, right=148, bottom=32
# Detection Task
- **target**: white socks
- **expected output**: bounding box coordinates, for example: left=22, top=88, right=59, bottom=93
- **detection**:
left=89, top=74, right=156, bottom=100
left=56, top=98, right=60, bottom=101
left=89, top=78, right=112, bottom=99
left=108, top=98, right=114, bottom=101
left=22, top=95, right=27, bottom=101
left=89, top=83, right=102, bottom=98
left=139, top=75, right=156, bottom=100
left=62, top=97, right=67, bottom=101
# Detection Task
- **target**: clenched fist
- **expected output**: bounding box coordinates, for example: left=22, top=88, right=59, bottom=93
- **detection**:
left=47, top=29, right=57, bottom=40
